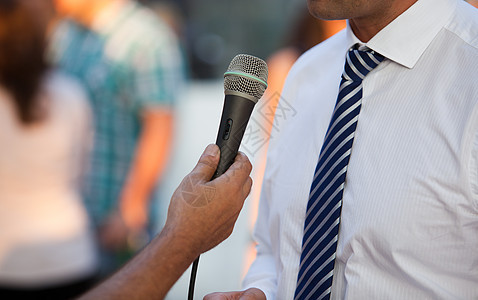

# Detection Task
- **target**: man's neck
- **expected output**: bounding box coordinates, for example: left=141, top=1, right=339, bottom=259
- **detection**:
left=349, top=0, right=417, bottom=42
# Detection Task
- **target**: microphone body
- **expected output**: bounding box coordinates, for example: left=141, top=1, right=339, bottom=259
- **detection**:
left=212, top=53, right=268, bottom=178
left=188, top=54, right=268, bottom=300
left=213, top=94, right=255, bottom=178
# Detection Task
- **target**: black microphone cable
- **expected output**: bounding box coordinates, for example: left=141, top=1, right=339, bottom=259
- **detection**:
left=188, top=257, right=200, bottom=300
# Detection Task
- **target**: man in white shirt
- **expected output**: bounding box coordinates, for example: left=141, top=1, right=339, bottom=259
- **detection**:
left=206, top=0, right=478, bottom=299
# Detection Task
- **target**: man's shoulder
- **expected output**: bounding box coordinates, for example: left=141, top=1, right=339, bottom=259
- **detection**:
left=286, top=29, right=347, bottom=85
left=51, top=20, right=104, bottom=60
left=116, top=3, right=176, bottom=46
left=446, top=1, right=478, bottom=49
left=104, top=3, right=180, bottom=64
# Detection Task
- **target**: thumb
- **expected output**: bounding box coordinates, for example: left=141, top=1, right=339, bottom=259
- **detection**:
left=192, top=144, right=220, bottom=182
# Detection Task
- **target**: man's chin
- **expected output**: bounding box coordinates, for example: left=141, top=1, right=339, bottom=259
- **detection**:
left=307, top=0, right=347, bottom=21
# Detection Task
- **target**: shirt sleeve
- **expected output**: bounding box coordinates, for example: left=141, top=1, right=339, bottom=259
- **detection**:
left=242, top=174, right=278, bottom=299
left=241, top=60, right=306, bottom=299
left=128, top=29, right=184, bottom=110
left=467, top=105, right=478, bottom=212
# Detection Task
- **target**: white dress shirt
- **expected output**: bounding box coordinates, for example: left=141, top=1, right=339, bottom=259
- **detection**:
left=243, top=0, right=478, bottom=299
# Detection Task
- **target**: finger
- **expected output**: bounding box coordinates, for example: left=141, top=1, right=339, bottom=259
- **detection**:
left=233, top=151, right=253, bottom=175
left=204, top=291, right=243, bottom=300
left=203, top=292, right=225, bottom=300
left=242, top=176, right=253, bottom=198
left=213, top=152, right=252, bottom=187
left=240, top=288, right=266, bottom=300
left=229, top=176, right=252, bottom=214
left=191, top=144, right=220, bottom=182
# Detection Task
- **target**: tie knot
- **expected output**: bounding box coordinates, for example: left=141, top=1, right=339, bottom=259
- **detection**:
left=342, top=47, right=384, bottom=82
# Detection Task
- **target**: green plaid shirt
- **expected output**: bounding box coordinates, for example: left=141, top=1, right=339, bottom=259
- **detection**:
left=50, top=1, right=183, bottom=227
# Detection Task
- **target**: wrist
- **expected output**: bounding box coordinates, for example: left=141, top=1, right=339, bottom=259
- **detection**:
left=158, top=224, right=200, bottom=262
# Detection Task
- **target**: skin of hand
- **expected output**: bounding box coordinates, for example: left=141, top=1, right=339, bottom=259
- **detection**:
left=79, top=144, right=253, bottom=300
left=203, top=288, right=266, bottom=300
left=164, top=144, right=253, bottom=255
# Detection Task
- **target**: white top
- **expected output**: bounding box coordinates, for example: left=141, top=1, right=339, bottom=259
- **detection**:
left=243, top=0, right=478, bottom=299
left=0, top=72, right=97, bottom=287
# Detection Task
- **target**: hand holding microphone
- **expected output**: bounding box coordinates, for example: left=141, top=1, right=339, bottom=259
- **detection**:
left=79, top=55, right=268, bottom=300
left=188, top=54, right=268, bottom=299
left=79, top=144, right=255, bottom=300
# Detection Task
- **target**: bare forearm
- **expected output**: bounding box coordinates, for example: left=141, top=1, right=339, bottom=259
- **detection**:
left=80, top=226, right=196, bottom=300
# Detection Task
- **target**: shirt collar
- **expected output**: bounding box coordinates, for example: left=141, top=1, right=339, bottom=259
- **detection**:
left=345, top=0, right=457, bottom=68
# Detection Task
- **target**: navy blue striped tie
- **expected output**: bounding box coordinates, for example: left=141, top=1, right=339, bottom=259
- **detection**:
left=294, top=46, right=384, bottom=300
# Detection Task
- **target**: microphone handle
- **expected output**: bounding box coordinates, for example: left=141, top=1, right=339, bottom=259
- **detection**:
left=189, top=94, right=256, bottom=300
left=213, top=94, right=256, bottom=179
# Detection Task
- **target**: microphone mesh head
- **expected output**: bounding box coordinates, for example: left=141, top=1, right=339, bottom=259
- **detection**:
left=224, top=54, right=268, bottom=101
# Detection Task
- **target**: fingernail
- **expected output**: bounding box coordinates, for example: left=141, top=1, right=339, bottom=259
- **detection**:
left=205, top=144, right=219, bottom=156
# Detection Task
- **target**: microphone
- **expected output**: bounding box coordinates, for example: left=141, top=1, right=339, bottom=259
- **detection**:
left=213, top=54, right=269, bottom=178
left=188, top=54, right=268, bottom=300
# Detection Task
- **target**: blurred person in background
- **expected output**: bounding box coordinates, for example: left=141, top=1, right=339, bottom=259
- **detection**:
left=49, top=0, right=185, bottom=275
left=467, top=0, right=478, bottom=8
left=148, top=0, right=190, bottom=78
left=0, top=0, right=97, bottom=298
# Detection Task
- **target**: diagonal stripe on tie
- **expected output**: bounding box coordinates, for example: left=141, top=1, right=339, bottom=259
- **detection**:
left=295, top=45, right=384, bottom=300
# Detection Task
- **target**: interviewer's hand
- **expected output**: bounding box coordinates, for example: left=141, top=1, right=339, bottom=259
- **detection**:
left=164, top=144, right=253, bottom=258
left=204, top=288, right=266, bottom=300
left=78, top=145, right=253, bottom=300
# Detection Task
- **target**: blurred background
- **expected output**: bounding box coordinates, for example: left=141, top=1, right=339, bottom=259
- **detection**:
left=146, top=0, right=304, bottom=79
left=14, top=0, right=478, bottom=299
left=0, top=0, right=346, bottom=297
left=1, top=0, right=476, bottom=299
